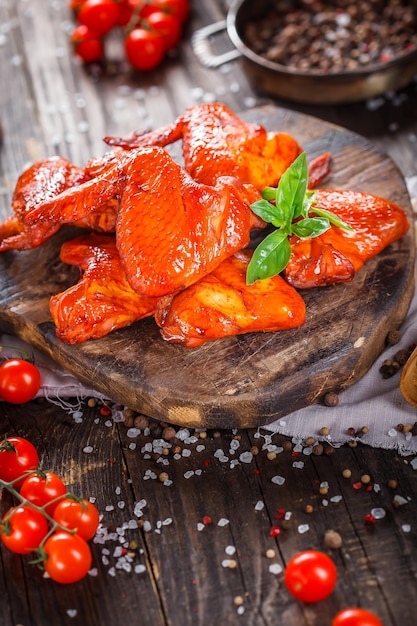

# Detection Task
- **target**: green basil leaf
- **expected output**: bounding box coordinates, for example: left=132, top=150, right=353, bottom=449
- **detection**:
left=312, top=207, right=354, bottom=231
left=246, top=231, right=292, bottom=284
left=276, top=152, right=308, bottom=220
left=292, top=217, right=330, bottom=238
left=250, top=199, right=288, bottom=228
left=261, top=187, right=277, bottom=202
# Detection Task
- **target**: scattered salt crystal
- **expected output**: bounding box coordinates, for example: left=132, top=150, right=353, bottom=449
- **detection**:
left=105, top=505, right=114, bottom=512
left=393, top=494, right=409, bottom=506
left=197, top=523, right=205, bottom=531
left=182, top=449, right=191, bottom=457
left=293, top=443, right=303, bottom=453
left=371, top=508, right=386, bottom=520
left=117, top=501, right=125, bottom=509
left=230, top=460, right=239, bottom=469
left=113, top=546, right=123, bottom=557
left=293, top=461, right=304, bottom=469
left=239, top=451, right=253, bottom=464
left=195, top=469, right=202, bottom=476
left=225, top=545, right=236, bottom=555
left=67, top=610, right=77, bottom=618
left=320, top=481, right=329, bottom=488
left=129, top=443, right=136, bottom=450
left=115, top=487, right=121, bottom=495
left=88, top=568, right=98, bottom=577
left=184, top=470, right=194, bottom=479
left=104, top=420, right=112, bottom=428
left=303, top=447, right=313, bottom=456
left=374, top=483, right=381, bottom=493
left=135, top=564, right=146, bottom=574
left=271, top=475, right=285, bottom=485
left=102, top=555, right=110, bottom=565
left=330, top=495, right=343, bottom=503
left=143, top=521, right=152, bottom=532
left=230, top=439, right=240, bottom=451
left=162, top=518, right=173, bottom=526
left=196, top=445, right=205, bottom=452
left=127, top=520, right=138, bottom=529
left=218, top=518, right=230, bottom=527
left=108, top=567, right=116, bottom=577
left=402, top=524, right=411, bottom=533
left=176, top=428, right=191, bottom=441
left=410, top=458, right=417, bottom=470
left=322, top=499, right=329, bottom=506
left=237, top=606, right=245, bottom=615
left=127, top=428, right=141, bottom=438
left=254, top=500, right=264, bottom=511
left=269, top=563, right=283, bottom=575
left=221, top=559, right=233, bottom=568
left=284, top=511, right=292, bottom=521
left=83, top=446, right=93, bottom=454
left=388, top=428, right=398, bottom=437
left=298, top=524, right=310, bottom=534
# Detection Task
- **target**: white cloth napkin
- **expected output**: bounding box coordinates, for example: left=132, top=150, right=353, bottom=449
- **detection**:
left=1, top=181, right=416, bottom=456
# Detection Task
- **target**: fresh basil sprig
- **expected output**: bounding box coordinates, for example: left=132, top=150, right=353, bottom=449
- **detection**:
left=246, top=152, right=353, bottom=284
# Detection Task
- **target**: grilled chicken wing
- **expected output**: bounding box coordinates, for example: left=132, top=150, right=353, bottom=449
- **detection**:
left=26, top=146, right=264, bottom=297
left=0, top=156, right=118, bottom=251
left=104, top=102, right=303, bottom=189
left=284, top=189, right=410, bottom=289
left=50, top=233, right=159, bottom=343
left=155, top=249, right=306, bottom=348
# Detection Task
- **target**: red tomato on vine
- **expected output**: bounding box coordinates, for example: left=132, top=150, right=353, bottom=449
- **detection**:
left=0, top=358, right=41, bottom=404
left=0, top=505, right=49, bottom=554
left=124, top=27, right=165, bottom=71
left=20, top=471, right=67, bottom=516
left=78, top=0, right=121, bottom=36
left=284, top=550, right=338, bottom=603
left=0, top=436, right=39, bottom=486
left=43, top=531, right=92, bottom=584
left=70, top=24, right=104, bottom=63
left=332, top=608, right=384, bottom=626
left=53, top=497, right=100, bottom=540
left=147, top=10, right=182, bottom=50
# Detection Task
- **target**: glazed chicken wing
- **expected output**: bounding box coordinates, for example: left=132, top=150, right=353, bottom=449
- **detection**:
left=104, top=102, right=303, bottom=189
left=284, top=189, right=409, bottom=289
left=50, top=233, right=159, bottom=343
left=155, top=249, right=306, bottom=348
left=0, top=156, right=118, bottom=251
left=26, top=146, right=264, bottom=297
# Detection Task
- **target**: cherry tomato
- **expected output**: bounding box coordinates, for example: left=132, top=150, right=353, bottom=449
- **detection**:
left=0, top=359, right=41, bottom=404
left=70, top=24, right=104, bottom=64
left=20, top=471, right=67, bottom=516
left=43, top=531, right=92, bottom=584
left=0, top=436, right=39, bottom=486
left=284, top=550, right=338, bottom=603
left=78, top=0, right=121, bottom=36
left=332, top=608, right=384, bottom=626
left=147, top=11, right=182, bottom=50
left=124, top=27, right=165, bottom=71
left=0, top=505, right=48, bottom=554
left=150, top=0, right=189, bottom=23
left=53, top=497, right=100, bottom=540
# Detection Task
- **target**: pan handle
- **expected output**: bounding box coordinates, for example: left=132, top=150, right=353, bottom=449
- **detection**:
left=191, top=21, right=241, bottom=68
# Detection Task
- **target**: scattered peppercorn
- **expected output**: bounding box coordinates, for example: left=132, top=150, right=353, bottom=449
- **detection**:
left=324, top=391, right=339, bottom=407
left=386, top=329, right=401, bottom=345
left=324, top=529, right=343, bottom=549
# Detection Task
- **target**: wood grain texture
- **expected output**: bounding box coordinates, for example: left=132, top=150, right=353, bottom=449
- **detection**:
left=0, top=105, right=414, bottom=429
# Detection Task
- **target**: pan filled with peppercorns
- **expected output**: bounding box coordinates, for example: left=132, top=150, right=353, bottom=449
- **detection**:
left=192, top=0, right=417, bottom=104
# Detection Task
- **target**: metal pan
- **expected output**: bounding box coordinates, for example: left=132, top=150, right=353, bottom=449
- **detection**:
left=192, top=0, right=417, bottom=105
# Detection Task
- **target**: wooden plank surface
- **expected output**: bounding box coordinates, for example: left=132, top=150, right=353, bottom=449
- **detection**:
left=0, top=105, right=414, bottom=429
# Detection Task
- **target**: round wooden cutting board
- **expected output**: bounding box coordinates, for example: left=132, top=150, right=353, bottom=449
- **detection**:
left=0, top=105, right=415, bottom=429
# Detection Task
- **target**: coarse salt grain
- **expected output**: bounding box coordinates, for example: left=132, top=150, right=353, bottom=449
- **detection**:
left=298, top=524, right=310, bottom=534
left=225, top=545, right=236, bottom=555
left=402, top=524, right=411, bottom=533
left=269, top=563, right=283, bottom=575
left=83, top=446, right=93, bottom=453
left=254, top=500, right=264, bottom=511
left=218, top=518, right=230, bottom=527
left=239, top=451, right=253, bottom=463
left=271, top=475, right=285, bottom=485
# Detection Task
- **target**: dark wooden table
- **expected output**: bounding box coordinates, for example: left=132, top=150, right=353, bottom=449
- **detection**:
left=1, top=2, right=417, bottom=625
